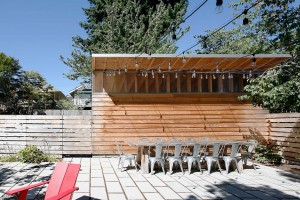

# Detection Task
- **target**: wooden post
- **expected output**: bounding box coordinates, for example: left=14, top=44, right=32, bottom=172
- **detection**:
left=187, top=74, right=192, bottom=93
left=208, top=74, right=212, bottom=93
left=166, top=73, right=170, bottom=93
left=198, top=75, right=202, bottom=93
left=229, top=75, right=234, bottom=92
left=135, top=76, right=138, bottom=93
left=177, top=75, right=181, bottom=93
left=145, top=76, right=149, bottom=93
left=218, top=74, right=223, bottom=93
left=155, top=74, right=160, bottom=93
left=92, top=71, right=103, bottom=93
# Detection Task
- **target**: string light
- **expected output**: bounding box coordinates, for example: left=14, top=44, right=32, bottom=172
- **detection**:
left=205, top=74, right=208, bottom=79
left=216, top=63, right=220, bottom=73
left=162, top=73, right=165, bottom=79
left=118, top=67, right=121, bottom=75
left=200, top=74, right=203, bottom=79
left=135, top=58, right=139, bottom=69
left=252, top=54, right=256, bottom=67
left=182, top=52, right=187, bottom=63
left=243, top=9, right=249, bottom=25
left=168, top=59, right=172, bottom=70
left=215, top=0, right=223, bottom=14
left=175, top=72, right=178, bottom=79
left=213, top=74, right=216, bottom=79
left=222, top=74, right=225, bottom=79
left=124, top=65, right=128, bottom=73
left=192, top=70, right=196, bottom=78
left=158, top=65, right=162, bottom=73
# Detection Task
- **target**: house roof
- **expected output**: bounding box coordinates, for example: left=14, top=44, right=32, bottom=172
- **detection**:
left=92, top=54, right=291, bottom=72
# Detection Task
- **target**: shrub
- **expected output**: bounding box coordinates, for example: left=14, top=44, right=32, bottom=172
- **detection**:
left=0, top=155, right=18, bottom=162
left=253, top=144, right=283, bottom=165
left=17, top=145, right=53, bottom=163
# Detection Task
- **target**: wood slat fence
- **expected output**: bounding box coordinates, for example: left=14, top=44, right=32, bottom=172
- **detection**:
left=0, top=115, right=92, bottom=157
left=267, top=113, right=300, bottom=164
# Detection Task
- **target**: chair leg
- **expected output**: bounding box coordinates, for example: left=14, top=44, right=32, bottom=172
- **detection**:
left=206, top=159, right=212, bottom=175
left=179, top=161, right=184, bottom=175
left=234, top=159, right=240, bottom=173
left=150, top=161, right=155, bottom=175
left=197, top=160, right=202, bottom=174
left=120, top=158, right=125, bottom=172
left=224, top=158, right=230, bottom=174
left=159, top=160, right=165, bottom=174
left=188, top=160, right=193, bottom=174
left=169, top=160, right=174, bottom=174
left=250, top=158, right=256, bottom=170
left=216, top=160, right=222, bottom=174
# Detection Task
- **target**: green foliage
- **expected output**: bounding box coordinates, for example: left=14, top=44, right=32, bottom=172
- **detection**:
left=239, top=61, right=300, bottom=113
left=253, top=144, right=283, bottom=165
left=61, top=0, right=188, bottom=84
left=0, top=155, right=18, bottom=162
left=196, top=0, right=300, bottom=113
left=0, top=52, right=56, bottom=114
left=56, top=99, right=77, bottom=110
left=16, top=145, right=57, bottom=163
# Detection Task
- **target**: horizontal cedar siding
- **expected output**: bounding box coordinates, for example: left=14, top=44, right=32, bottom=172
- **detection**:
left=267, top=113, right=300, bottom=164
left=92, top=93, right=269, bottom=154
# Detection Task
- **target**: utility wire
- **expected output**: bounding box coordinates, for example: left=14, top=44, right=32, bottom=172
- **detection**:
left=178, top=0, right=263, bottom=56
left=136, top=0, right=209, bottom=58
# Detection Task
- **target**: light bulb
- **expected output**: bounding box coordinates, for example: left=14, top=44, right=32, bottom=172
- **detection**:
left=158, top=65, right=161, bottom=73
left=162, top=74, right=165, bottom=79
left=118, top=68, right=121, bottom=75
left=213, top=74, right=216, bottom=79
left=124, top=66, right=127, bottom=73
left=175, top=72, right=178, bottom=79
left=205, top=74, right=208, bottom=79
left=200, top=74, right=203, bottom=79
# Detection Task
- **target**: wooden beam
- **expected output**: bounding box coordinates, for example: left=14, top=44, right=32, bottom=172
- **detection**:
left=177, top=74, right=181, bottom=93
left=93, top=71, right=103, bottom=93
left=218, top=74, right=223, bottom=93
left=166, top=73, right=170, bottom=93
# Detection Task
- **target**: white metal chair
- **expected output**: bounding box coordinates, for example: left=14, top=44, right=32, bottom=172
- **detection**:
left=149, top=143, right=165, bottom=175
left=186, top=142, right=205, bottom=174
left=241, top=140, right=258, bottom=170
left=167, top=143, right=184, bottom=175
left=222, top=142, right=242, bottom=174
left=204, top=142, right=223, bottom=175
left=115, top=141, right=137, bottom=172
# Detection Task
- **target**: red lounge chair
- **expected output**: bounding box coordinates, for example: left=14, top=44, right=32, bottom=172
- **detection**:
left=5, top=162, right=80, bottom=200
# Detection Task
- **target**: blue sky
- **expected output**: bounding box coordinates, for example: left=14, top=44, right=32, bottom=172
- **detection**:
left=0, top=0, right=236, bottom=95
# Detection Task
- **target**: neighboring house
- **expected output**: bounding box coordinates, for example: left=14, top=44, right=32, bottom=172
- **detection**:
left=69, top=85, right=92, bottom=109
left=44, top=84, right=67, bottom=101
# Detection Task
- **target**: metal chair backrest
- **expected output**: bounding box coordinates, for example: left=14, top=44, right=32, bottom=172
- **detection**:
left=115, top=141, right=123, bottom=156
left=205, top=142, right=222, bottom=158
left=247, top=140, right=258, bottom=152
left=155, top=143, right=164, bottom=159
left=173, top=143, right=182, bottom=159
left=230, top=142, right=241, bottom=158
left=192, top=143, right=202, bottom=157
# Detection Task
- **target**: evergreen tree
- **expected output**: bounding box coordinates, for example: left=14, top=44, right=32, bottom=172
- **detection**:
left=61, top=0, right=188, bottom=84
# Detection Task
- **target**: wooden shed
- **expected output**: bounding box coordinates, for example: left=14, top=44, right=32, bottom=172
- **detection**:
left=91, top=54, right=290, bottom=154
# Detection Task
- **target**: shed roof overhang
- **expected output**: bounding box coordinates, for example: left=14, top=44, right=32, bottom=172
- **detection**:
left=92, top=54, right=291, bottom=72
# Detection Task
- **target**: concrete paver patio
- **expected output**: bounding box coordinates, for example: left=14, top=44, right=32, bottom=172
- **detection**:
left=0, top=157, right=300, bottom=200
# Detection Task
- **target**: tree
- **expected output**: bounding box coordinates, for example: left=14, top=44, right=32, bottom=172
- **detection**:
left=61, top=0, right=188, bottom=84
left=0, top=52, right=56, bottom=114
left=196, top=0, right=300, bottom=113
left=56, top=99, right=77, bottom=110
left=0, top=52, right=22, bottom=112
